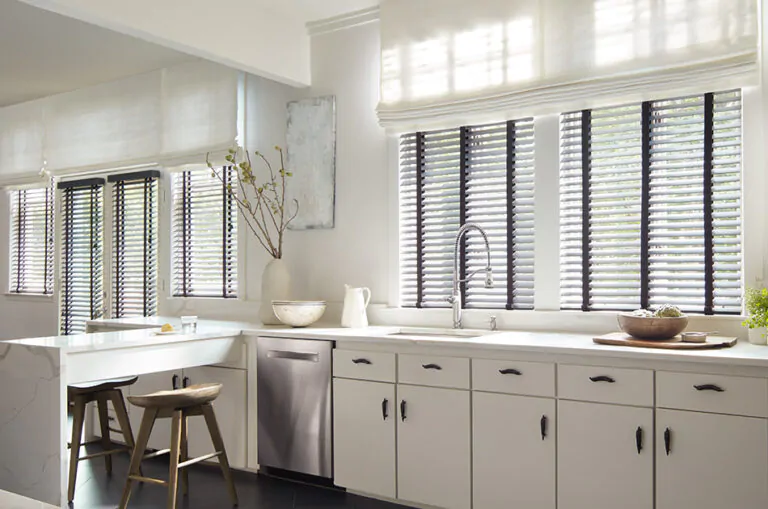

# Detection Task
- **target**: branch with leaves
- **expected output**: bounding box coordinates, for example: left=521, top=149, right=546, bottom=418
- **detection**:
left=207, top=146, right=299, bottom=259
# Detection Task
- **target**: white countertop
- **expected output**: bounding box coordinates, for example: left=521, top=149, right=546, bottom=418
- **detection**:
left=6, top=316, right=767, bottom=369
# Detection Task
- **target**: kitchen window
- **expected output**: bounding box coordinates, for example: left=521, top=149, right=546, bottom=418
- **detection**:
left=8, top=185, right=54, bottom=295
left=171, top=167, right=238, bottom=298
left=399, top=119, right=535, bottom=309
left=559, top=89, right=742, bottom=315
left=109, top=171, right=160, bottom=318
left=59, top=178, right=105, bottom=334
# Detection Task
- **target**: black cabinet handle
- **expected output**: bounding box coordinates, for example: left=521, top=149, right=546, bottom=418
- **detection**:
left=382, top=398, right=389, bottom=420
left=172, top=374, right=179, bottom=390
left=499, top=368, right=522, bottom=376
left=589, top=375, right=616, bottom=383
left=400, top=400, right=407, bottom=421
left=540, top=415, right=548, bottom=440
left=694, top=384, right=724, bottom=392
left=422, top=364, right=442, bottom=370
left=352, top=358, right=372, bottom=365
left=636, top=426, right=643, bottom=454
left=664, top=427, right=671, bottom=455
left=183, top=376, right=190, bottom=388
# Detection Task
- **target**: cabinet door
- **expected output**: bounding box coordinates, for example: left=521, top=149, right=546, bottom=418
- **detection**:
left=183, top=366, right=247, bottom=469
left=473, top=392, right=555, bottom=509
left=128, top=370, right=178, bottom=451
left=333, top=378, right=396, bottom=498
left=397, top=385, right=470, bottom=509
left=558, top=400, right=653, bottom=509
left=657, top=409, right=768, bottom=509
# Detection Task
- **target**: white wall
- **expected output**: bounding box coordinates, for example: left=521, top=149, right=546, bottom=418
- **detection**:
left=282, top=22, right=390, bottom=306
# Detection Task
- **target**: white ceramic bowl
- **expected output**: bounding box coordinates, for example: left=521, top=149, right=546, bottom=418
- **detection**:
left=272, top=300, right=327, bottom=328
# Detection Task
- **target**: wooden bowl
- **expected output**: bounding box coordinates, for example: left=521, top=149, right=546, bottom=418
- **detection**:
left=617, top=313, right=689, bottom=340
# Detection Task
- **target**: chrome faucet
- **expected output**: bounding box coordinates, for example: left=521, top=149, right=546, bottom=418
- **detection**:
left=447, top=223, right=494, bottom=329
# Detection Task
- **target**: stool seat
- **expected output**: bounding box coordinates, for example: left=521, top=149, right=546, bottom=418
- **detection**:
left=69, top=375, right=139, bottom=395
left=128, top=383, right=222, bottom=410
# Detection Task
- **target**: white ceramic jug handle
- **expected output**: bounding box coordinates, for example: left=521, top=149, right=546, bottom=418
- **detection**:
left=362, top=287, right=371, bottom=308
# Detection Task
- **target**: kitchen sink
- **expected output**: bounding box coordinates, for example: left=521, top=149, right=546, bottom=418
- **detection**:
left=386, top=327, right=496, bottom=339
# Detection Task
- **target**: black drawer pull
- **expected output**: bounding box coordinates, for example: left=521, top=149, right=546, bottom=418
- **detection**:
left=540, top=415, right=548, bottom=440
left=352, top=358, right=372, bottom=365
left=589, top=375, right=615, bottom=383
left=382, top=398, right=389, bottom=420
left=694, top=384, right=724, bottom=392
left=422, top=363, right=442, bottom=370
left=664, top=427, right=671, bottom=455
left=636, top=426, right=643, bottom=454
left=400, top=400, right=407, bottom=421
left=499, top=368, right=522, bottom=376
left=183, top=376, right=190, bottom=388
left=172, top=374, right=180, bottom=390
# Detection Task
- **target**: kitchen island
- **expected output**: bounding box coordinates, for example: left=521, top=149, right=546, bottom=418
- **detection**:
left=0, top=323, right=245, bottom=507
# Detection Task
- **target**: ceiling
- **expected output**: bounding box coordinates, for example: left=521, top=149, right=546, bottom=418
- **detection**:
left=258, top=0, right=379, bottom=23
left=0, top=0, right=192, bottom=107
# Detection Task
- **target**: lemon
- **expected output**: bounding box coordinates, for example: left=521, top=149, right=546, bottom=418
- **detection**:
left=160, top=323, right=174, bottom=333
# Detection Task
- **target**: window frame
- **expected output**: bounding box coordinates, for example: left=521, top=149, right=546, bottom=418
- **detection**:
left=8, top=184, right=55, bottom=296
left=559, top=90, right=743, bottom=316
left=170, top=166, right=239, bottom=300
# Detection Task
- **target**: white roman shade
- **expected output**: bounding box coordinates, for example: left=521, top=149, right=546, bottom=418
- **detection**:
left=44, top=71, right=162, bottom=175
left=0, top=60, right=240, bottom=185
left=378, top=0, right=758, bottom=131
left=161, top=60, right=239, bottom=162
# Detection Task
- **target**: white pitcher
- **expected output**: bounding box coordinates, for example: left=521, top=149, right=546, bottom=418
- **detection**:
left=341, top=284, right=371, bottom=328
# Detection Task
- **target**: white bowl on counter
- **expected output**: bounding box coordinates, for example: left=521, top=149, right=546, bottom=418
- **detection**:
left=272, top=300, right=327, bottom=328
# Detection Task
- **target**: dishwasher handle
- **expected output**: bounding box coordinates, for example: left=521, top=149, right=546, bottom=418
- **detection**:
left=266, top=350, right=320, bottom=362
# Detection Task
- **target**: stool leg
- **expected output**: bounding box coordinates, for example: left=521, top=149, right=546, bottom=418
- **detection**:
left=119, top=407, right=157, bottom=509
left=180, top=411, right=189, bottom=497
left=109, top=389, right=143, bottom=476
left=67, top=394, right=87, bottom=503
left=167, top=410, right=183, bottom=509
left=96, top=393, right=113, bottom=475
left=201, top=403, right=238, bottom=506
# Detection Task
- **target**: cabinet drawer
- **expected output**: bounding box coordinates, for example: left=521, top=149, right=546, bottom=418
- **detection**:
left=558, top=365, right=653, bottom=406
left=472, top=359, right=555, bottom=397
left=334, top=350, right=396, bottom=383
left=398, top=354, right=469, bottom=389
left=657, top=371, right=768, bottom=418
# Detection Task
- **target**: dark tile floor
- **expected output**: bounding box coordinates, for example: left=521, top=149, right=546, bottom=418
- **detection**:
left=69, top=446, right=408, bottom=509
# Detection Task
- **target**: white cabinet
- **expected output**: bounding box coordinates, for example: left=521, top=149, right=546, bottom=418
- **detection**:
left=656, top=409, right=768, bottom=509
left=333, top=378, right=396, bottom=499
left=473, top=392, right=555, bottom=509
left=558, top=400, right=653, bottom=509
left=397, top=384, right=471, bottom=509
left=183, top=366, right=247, bottom=469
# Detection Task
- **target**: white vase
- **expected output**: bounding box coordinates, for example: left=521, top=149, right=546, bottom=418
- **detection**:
left=748, top=327, right=767, bottom=345
left=259, top=258, right=291, bottom=325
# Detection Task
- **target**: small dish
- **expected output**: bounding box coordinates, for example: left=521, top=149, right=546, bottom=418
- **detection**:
left=152, top=330, right=182, bottom=336
left=681, top=331, right=708, bottom=343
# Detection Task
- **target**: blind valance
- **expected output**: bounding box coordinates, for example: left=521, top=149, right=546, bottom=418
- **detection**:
left=0, top=60, right=239, bottom=185
left=378, top=0, right=758, bottom=131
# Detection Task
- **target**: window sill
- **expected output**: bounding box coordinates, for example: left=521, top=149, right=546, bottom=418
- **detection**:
left=3, top=292, right=55, bottom=300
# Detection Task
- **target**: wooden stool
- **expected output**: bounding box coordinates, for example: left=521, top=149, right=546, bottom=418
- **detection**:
left=119, top=383, right=239, bottom=509
left=67, top=375, right=139, bottom=503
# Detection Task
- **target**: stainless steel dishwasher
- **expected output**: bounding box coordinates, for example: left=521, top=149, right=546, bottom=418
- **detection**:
left=256, top=336, right=333, bottom=478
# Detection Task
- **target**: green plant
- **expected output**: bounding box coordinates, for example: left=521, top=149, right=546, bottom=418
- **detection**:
left=207, top=146, right=298, bottom=259
left=742, top=287, right=768, bottom=330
